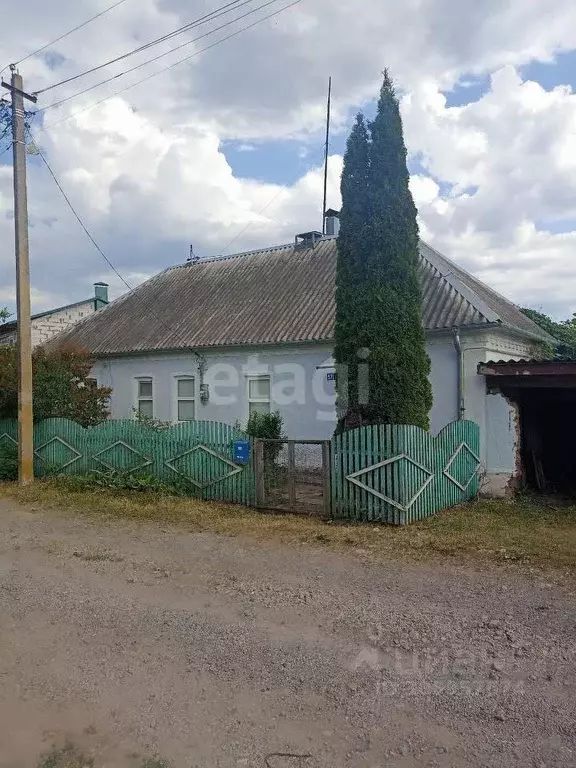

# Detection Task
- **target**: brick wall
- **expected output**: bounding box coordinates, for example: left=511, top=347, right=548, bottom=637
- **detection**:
left=0, top=299, right=95, bottom=347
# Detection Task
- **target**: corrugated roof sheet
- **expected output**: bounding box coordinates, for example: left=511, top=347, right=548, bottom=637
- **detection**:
left=56, top=237, right=554, bottom=355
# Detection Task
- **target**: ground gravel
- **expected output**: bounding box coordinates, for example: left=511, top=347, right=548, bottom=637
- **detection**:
left=0, top=499, right=574, bottom=767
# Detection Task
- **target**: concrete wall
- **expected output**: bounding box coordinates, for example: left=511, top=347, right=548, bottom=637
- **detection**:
left=0, top=299, right=96, bottom=348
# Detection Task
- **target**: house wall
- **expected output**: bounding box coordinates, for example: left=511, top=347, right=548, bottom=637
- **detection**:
left=0, top=300, right=96, bottom=347
left=92, top=336, right=461, bottom=440
left=469, top=331, right=536, bottom=496
left=91, top=330, right=534, bottom=497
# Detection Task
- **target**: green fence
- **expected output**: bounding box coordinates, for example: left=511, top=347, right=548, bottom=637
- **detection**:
left=331, top=420, right=481, bottom=525
left=1, top=418, right=480, bottom=524
left=0, top=418, right=256, bottom=506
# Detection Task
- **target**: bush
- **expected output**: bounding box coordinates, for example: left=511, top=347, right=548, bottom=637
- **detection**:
left=0, top=444, right=18, bottom=481
left=246, top=410, right=285, bottom=440
left=246, top=411, right=286, bottom=479
left=0, top=344, right=111, bottom=426
left=59, top=470, right=193, bottom=496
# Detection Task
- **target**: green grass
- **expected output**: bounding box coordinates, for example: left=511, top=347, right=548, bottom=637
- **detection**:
left=37, top=744, right=171, bottom=768
left=2, top=479, right=576, bottom=574
left=38, top=744, right=94, bottom=768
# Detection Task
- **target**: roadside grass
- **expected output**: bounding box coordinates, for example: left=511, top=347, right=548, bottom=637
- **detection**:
left=2, top=479, right=576, bottom=573
left=38, top=743, right=170, bottom=768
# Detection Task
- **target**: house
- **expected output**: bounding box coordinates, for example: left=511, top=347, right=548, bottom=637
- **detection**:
left=0, top=283, right=109, bottom=347
left=54, top=234, right=553, bottom=497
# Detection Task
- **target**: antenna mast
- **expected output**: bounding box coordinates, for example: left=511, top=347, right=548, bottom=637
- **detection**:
left=322, top=76, right=332, bottom=236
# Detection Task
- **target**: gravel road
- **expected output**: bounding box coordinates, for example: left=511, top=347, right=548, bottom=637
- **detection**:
left=0, top=498, right=574, bottom=768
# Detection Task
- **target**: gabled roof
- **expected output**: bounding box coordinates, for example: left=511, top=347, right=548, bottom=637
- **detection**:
left=55, top=236, right=553, bottom=355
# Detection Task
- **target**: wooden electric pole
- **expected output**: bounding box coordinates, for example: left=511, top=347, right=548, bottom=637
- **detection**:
left=1, top=68, right=37, bottom=485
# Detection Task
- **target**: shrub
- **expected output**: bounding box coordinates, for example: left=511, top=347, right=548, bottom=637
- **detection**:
left=0, top=344, right=111, bottom=426
left=0, top=443, right=17, bottom=481
left=60, top=470, right=193, bottom=496
left=245, top=410, right=285, bottom=441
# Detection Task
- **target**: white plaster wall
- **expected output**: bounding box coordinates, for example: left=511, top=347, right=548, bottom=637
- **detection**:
left=92, top=336, right=461, bottom=440
left=92, top=345, right=338, bottom=440
left=0, top=300, right=95, bottom=347
left=471, top=331, right=536, bottom=496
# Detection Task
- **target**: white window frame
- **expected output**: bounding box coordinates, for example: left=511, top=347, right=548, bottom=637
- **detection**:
left=173, top=375, right=196, bottom=423
left=134, top=376, right=154, bottom=419
left=246, top=374, right=272, bottom=419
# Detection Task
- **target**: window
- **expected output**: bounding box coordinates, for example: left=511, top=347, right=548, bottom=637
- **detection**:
left=176, top=377, right=196, bottom=421
left=248, top=375, right=271, bottom=417
left=136, top=377, right=153, bottom=418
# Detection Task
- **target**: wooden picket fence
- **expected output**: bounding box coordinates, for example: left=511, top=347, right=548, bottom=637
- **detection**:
left=331, top=420, right=481, bottom=524
left=0, top=418, right=256, bottom=506
left=0, top=418, right=480, bottom=524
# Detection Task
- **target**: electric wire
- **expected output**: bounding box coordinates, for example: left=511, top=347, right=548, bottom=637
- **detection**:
left=41, top=0, right=286, bottom=113
left=35, top=1, right=301, bottom=133
left=34, top=0, right=249, bottom=95
left=1, top=0, right=131, bottom=74
left=34, top=143, right=132, bottom=291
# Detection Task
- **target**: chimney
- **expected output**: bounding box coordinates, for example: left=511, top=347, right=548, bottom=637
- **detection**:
left=324, top=208, right=340, bottom=236
left=94, top=282, right=109, bottom=310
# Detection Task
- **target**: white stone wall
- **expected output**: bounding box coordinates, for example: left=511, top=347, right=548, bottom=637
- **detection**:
left=0, top=300, right=95, bottom=347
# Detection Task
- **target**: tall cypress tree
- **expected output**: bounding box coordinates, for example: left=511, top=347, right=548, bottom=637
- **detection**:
left=334, top=71, right=432, bottom=431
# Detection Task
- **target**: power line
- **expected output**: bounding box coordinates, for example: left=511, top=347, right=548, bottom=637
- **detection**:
left=6, top=0, right=131, bottom=72
left=34, top=144, right=132, bottom=291
left=35, top=0, right=248, bottom=96
left=42, top=0, right=285, bottom=113
left=36, top=0, right=301, bottom=133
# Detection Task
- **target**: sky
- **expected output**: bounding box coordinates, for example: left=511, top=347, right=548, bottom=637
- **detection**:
left=1, top=0, right=576, bottom=320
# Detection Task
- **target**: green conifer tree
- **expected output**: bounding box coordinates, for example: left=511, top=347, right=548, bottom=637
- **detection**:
left=334, top=71, right=432, bottom=430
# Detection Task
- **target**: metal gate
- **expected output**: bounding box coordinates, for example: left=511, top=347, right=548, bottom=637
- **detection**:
left=255, top=439, right=331, bottom=516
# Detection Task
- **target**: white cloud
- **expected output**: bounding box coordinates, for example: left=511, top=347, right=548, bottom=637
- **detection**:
left=402, top=65, right=576, bottom=316
left=1, top=1, right=576, bottom=319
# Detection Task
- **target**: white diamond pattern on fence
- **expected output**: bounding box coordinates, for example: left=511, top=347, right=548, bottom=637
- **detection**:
left=346, top=453, right=434, bottom=513
left=34, top=436, right=82, bottom=471
left=93, top=440, right=153, bottom=472
left=0, top=433, right=17, bottom=448
left=443, top=442, right=481, bottom=492
left=165, top=444, right=242, bottom=489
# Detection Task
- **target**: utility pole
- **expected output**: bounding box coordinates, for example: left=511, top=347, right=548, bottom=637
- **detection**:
left=1, top=68, right=37, bottom=485
left=322, top=76, right=332, bottom=236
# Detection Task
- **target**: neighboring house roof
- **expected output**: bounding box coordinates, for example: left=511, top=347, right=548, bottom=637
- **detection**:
left=55, top=237, right=553, bottom=355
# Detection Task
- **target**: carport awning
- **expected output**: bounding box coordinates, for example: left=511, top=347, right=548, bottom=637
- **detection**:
left=479, top=359, right=576, bottom=388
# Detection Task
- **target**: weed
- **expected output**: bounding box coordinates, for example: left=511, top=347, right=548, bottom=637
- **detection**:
left=38, top=743, right=94, bottom=768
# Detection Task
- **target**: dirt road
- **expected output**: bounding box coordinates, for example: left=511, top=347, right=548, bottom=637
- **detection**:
left=0, top=498, right=574, bottom=767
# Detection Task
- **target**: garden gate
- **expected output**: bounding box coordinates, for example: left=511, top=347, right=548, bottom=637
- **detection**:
left=254, top=439, right=331, bottom=516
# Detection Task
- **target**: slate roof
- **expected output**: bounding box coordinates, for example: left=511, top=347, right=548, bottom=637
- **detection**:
left=55, top=236, right=553, bottom=355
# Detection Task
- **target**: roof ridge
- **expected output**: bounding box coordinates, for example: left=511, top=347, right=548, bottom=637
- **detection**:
left=165, top=234, right=340, bottom=272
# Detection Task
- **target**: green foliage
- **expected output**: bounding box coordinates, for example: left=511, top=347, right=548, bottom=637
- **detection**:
left=59, top=470, right=193, bottom=496
left=0, top=443, right=18, bottom=481
left=521, top=308, right=576, bottom=357
left=0, top=344, right=111, bottom=426
left=334, top=70, right=432, bottom=432
left=0, top=307, right=10, bottom=323
left=38, top=742, right=94, bottom=768
left=246, top=410, right=285, bottom=474
left=132, top=407, right=171, bottom=430
left=245, top=410, right=285, bottom=440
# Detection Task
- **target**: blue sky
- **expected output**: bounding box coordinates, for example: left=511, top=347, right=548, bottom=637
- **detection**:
left=2, top=0, right=576, bottom=320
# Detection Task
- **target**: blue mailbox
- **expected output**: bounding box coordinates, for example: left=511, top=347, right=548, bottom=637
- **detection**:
left=234, top=440, right=251, bottom=465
